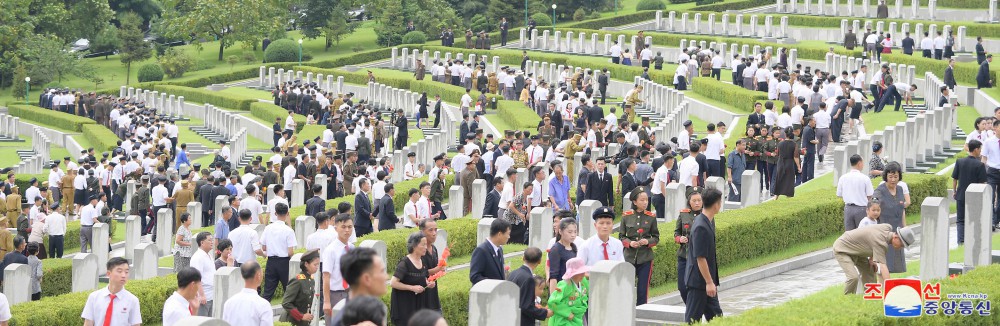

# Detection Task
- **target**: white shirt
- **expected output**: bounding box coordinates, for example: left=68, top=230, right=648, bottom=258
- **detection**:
left=764, top=110, right=778, bottom=126
left=403, top=200, right=418, bottom=227
left=0, top=293, right=8, bottom=323
left=790, top=106, right=805, bottom=125
left=494, top=155, right=514, bottom=176
left=651, top=165, right=671, bottom=195
left=526, top=145, right=544, bottom=166
left=777, top=113, right=793, bottom=129
left=267, top=196, right=288, bottom=216
left=306, top=228, right=337, bottom=252
left=283, top=165, right=297, bottom=189
left=933, top=36, right=945, bottom=50
left=81, top=287, right=143, bottom=326
left=223, top=288, right=273, bottom=326
left=579, top=235, right=625, bottom=266
left=609, top=44, right=622, bottom=57
left=46, top=212, right=67, bottom=235
left=640, top=48, right=652, bottom=60
left=190, top=249, right=215, bottom=298
left=80, top=204, right=99, bottom=226
left=920, top=37, right=933, bottom=50
left=711, top=56, right=724, bottom=69
left=705, top=133, right=724, bottom=161
left=461, top=93, right=473, bottom=108
left=241, top=196, right=264, bottom=223
left=285, top=115, right=296, bottom=130
left=416, top=197, right=433, bottom=221
left=678, top=129, right=690, bottom=151
left=530, top=179, right=543, bottom=206
left=678, top=156, right=700, bottom=187
left=836, top=169, right=874, bottom=206
left=162, top=291, right=192, bottom=326
left=229, top=224, right=262, bottom=263
left=498, top=181, right=514, bottom=211
left=152, top=185, right=169, bottom=206
left=870, top=70, right=883, bottom=85
left=813, top=110, right=832, bottom=128
left=865, top=33, right=878, bottom=45
left=322, top=238, right=354, bottom=291
left=673, top=64, right=688, bottom=84
left=261, top=220, right=296, bottom=257
left=982, top=135, right=1000, bottom=169
left=853, top=71, right=867, bottom=89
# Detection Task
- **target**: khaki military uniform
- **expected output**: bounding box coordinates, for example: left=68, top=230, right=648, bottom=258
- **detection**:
left=280, top=273, right=316, bottom=326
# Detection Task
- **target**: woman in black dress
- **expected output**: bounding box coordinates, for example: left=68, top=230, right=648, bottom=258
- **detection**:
left=771, top=128, right=800, bottom=199
left=389, top=232, right=437, bottom=325
left=547, top=217, right=579, bottom=291
left=417, top=92, right=429, bottom=128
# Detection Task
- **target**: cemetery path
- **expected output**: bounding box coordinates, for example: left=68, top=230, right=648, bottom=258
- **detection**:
left=650, top=219, right=960, bottom=316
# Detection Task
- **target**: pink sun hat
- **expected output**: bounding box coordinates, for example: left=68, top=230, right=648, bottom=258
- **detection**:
left=562, top=257, right=589, bottom=280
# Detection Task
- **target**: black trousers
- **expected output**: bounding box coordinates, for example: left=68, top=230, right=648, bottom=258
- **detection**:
left=934, top=49, right=943, bottom=60
left=652, top=194, right=665, bottom=221
left=203, top=211, right=214, bottom=230
left=262, top=256, right=291, bottom=301
left=635, top=261, right=652, bottom=305
left=711, top=68, right=721, bottom=80
left=956, top=199, right=966, bottom=244
left=685, top=287, right=723, bottom=323
left=138, top=208, right=148, bottom=235
left=48, top=235, right=64, bottom=258
left=612, top=57, right=620, bottom=64
left=677, top=257, right=689, bottom=305
left=922, top=49, right=932, bottom=58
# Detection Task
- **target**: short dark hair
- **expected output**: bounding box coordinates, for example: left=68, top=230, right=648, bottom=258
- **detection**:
left=334, top=213, right=353, bottom=224
left=314, top=211, right=329, bottom=225
left=239, top=208, right=252, bottom=221
left=407, top=309, right=443, bottom=326
left=180, top=213, right=190, bottom=224
left=702, top=188, right=723, bottom=209
left=849, top=154, right=864, bottom=166
left=341, top=247, right=379, bottom=287
left=406, top=232, right=426, bottom=254
left=177, top=267, right=202, bottom=289
left=107, top=257, right=129, bottom=271
left=195, top=232, right=212, bottom=247
left=217, top=238, right=233, bottom=252
left=338, top=202, right=352, bottom=213
left=13, top=236, right=24, bottom=249
left=968, top=139, right=983, bottom=152
left=490, top=218, right=511, bottom=236
left=275, top=202, right=289, bottom=216
left=240, top=261, right=262, bottom=280
left=341, top=296, right=387, bottom=325
left=523, top=247, right=543, bottom=264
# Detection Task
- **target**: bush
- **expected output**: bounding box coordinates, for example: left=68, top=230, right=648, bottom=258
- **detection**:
left=531, top=13, right=552, bottom=27
left=636, top=0, right=667, bottom=11
left=82, top=124, right=120, bottom=152
left=40, top=258, right=74, bottom=297
left=12, top=274, right=175, bottom=325
left=562, top=11, right=657, bottom=30
left=153, top=85, right=256, bottom=111
left=8, top=104, right=95, bottom=132
left=691, top=78, right=768, bottom=113
left=573, top=8, right=587, bottom=21
left=250, top=102, right=306, bottom=133
left=669, top=0, right=697, bottom=3
left=157, top=47, right=195, bottom=79
left=692, top=0, right=770, bottom=11
left=136, top=63, right=164, bottom=82
left=402, top=31, right=428, bottom=45
left=264, top=39, right=301, bottom=63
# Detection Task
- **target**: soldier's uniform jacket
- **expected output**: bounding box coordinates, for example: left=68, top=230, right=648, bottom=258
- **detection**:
left=619, top=209, right=660, bottom=265
left=280, top=273, right=315, bottom=326
left=511, top=150, right=528, bottom=169
left=762, top=137, right=779, bottom=165
left=743, top=136, right=762, bottom=165
left=343, top=161, right=357, bottom=195
left=674, top=208, right=699, bottom=259
left=131, top=185, right=150, bottom=215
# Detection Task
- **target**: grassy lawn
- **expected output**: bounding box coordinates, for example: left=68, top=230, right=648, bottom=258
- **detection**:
left=0, top=24, right=381, bottom=106
left=219, top=87, right=274, bottom=100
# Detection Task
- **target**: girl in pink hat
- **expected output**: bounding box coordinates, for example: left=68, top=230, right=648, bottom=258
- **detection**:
left=547, top=257, right=589, bottom=326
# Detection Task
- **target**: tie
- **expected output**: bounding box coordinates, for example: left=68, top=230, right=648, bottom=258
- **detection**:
left=103, top=293, right=117, bottom=326
left=426, top=199, right=432, bottom=219
left=529, top=148, right=534, bottom=164
left=496, top=247, right=504, bottom=270
left=342, top=245, right=350, bottom=289
left=602, top=242, right=609, bottom=260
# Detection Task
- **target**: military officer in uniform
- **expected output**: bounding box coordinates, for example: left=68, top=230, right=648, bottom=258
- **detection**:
left=281, top=249, right=319, bottom=326
left=761, top=128, right=781, bottom=191
left=619, top=188, right=660, bottom=306
left=742, top=127, right=764, bottom=183
left=673, top=187, right=703, bottom=305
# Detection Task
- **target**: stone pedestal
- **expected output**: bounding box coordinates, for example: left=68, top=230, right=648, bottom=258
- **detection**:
left=3, top=264, right=30, bottom=305
left=449, top=186, right=464, bottom=218
left=72, top=253, right=99, bottom=292
left=93, top=223, right=110, bottom=274
left=589, top=261, right=636, bottom=324
left=359, top=240, right=388, bottom=274
left=156, top=208, right=173, bottom=256
left=528, top=207, right=554, bottom=249
left=215, top=195, right=229, bottom=222
left=578, top=200, right=600, bottom=240
left=468, top=280, right=520, bottom=325
left=125, top=215, right=141, bottom=260
left=965, top=184, right=993, bottom=268
left=740, top=171, right=762, bottom=207
left=133, top=243, right=158, bottom=280
left=213, top=267, right=243, bottom=318
left=477, top=218, right=495, bottom=245
left=919, top=197, right=949, bottom=280
left=295, top=215, right=316, bottom=250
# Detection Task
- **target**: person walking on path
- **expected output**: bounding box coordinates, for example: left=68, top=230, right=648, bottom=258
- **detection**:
left=872, top=162, right=908, bottom=274
left=833, top=224, right=913, bottom=295
left=953, top=140, right=987, bottom=244
left=838, top=154, right=874, bottom=232
left=684, top=188, right=723, bottom=323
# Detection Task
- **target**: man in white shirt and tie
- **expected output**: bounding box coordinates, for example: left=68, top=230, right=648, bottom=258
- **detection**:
left=223, top=262, right=273, bottom=326
left=704, top=124, right=725, bottom=177
left=162, top=267, right=202, bottom=325
left=81, top=257, right=143, bottom=326
left=609, top=41, right=622, bottom=64
left=579, top=207, right=625, bottom=266
left=260, top=202, right=297, bottom=301
left=322, top=214, right=356, bottom=324
left=229, top=209, right=264, bottom=266
left=283, top=157, right=299, bottom=201
left=188, top=232, right=215, bottom=316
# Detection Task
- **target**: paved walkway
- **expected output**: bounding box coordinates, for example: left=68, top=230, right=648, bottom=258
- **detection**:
left=660, top=221, right=959, bottom=316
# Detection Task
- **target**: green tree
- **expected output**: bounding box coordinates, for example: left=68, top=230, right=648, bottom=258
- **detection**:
left=375, top=3, right=406, bottom=47
left=158, top=47, right=194, bottom=78
left=486, top=0, right=518, bottom=31
left=109, top=0, right=163, bottom=26
left=118, top=12, right=151, bottom=85
left=161, top=0, right=289, bottom=61
left=322, top=6, right=359, bottom=51
left=299, top=0, right=337, bottom=40
left=10, top=60, right=27, bottom=100
left=91, top=24, right=122, bottom=59
left=226, top=55, right=239, bottom=69
left=19, top=34, right=84, bottom=84
left=0, top=0, right=33, bottom=88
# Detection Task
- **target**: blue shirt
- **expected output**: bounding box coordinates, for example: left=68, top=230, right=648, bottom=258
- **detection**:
left=226, top=184, right=238, bottom=196
left=214, top=218, right=230, bottom=240
left=548, top=175, right=571, bottom=210
left=726, top=151, right=748, bottom=184
left=174, top=150, right=190, bottom=170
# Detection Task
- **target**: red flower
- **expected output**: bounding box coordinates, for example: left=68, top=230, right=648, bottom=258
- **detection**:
left=683, top=224, right=690, bottom=229
left=637, top=229, right=644, bottom=234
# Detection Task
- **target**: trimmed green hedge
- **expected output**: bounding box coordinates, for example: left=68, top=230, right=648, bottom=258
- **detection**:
left=562, top=11, right=658, bottom=30
left=691, top=0, right=770, bottom=11
left=713, top=263, right=1000, bottom=325
left=730, top=12, right=1000, bottom=42
left=82, top=124, right=119, bottom=152
left=40, top=258, right=74, bottom=297
left=153, top=85, right=255, bottom=111
left=8, top=105, right=96, bottom=132
left=361, top=217, right=477, bottom=275
left=12, top=273, right=175, bottom=325
left=249, top=102, right=306, bottom=133
left=691, top=78, right=767, bottom=112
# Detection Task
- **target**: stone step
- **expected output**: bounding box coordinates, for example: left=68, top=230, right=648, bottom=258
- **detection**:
left=0, top=136, right=24, bottom=143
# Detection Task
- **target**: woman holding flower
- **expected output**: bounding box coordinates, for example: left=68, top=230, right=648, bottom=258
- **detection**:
left=620, top=188, right=660, bottom=305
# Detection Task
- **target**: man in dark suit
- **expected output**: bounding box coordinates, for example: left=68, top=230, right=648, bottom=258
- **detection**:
left=514, top=72, right=525, bottom=96
left=376, top=184, right=398, bottom=231
left=354, top=178, right=374, bottom=237
left=198, top=176, right=216, bottom=227
left=620, top=158, right=639, bottom=197
left=459, top=114, right=471, bottom=146
left=944, top=59, right=957, bottom=90
left=305, top=184, right=326, bottom=217
left=684, top=188, right=723, bottom=323
left=483, top=177, right=503, bottom=218
left=470, top=114, right=480, bottom=136
left=977, top=55, right=993, bottom=89
left=953, top=139, right=988, bottom=243
left=585, top=157, right=614, bottom=207
left=508, top=247, right=553, bottom=325
left=598, top=69, right=609, bottom=104
left=469, top=218, right=511, bottom=284
left=393, top=109, right=409, bottom=150
left=977, top=36, right=988, bottom=64
left=843, top=29, right=857, bottom=50
left=746, top=102, right=766, bottom=134
left=901, top=32, right=915, bottom=55
left=587, top=99, right=604, bottom=127
left=733, top=57, right=746, bottom=88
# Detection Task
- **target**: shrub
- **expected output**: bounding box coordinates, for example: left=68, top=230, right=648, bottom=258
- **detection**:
left=636, top=0, right=667, bottom=11
left=573, top=8, right=587, bottom=21
left=40, top=258, right=74, bottom=297
left=83, top=124, right=120, bottom=152
left=8, top=104, right=95, bottom=132
left=136, top=63, right=164, bottom=82
left=158, top=47, right=195, bottom=79
left=264, top=39, right=301, bottom=63
left=250, top=102, right=306, bottom=133
left=12, top=273, right=175, bottom=325
left=531, top=13, right=552, bottom=27
left=669, top=0, right=696, bottom=3
left=242, top=51, right=257, bottom=65
left=153, top=85, right=256, bottom=111
left=691, top=78, right=768, bottom=113
left=693, top=0, right=770, bottom=11
left=402, top=31, right=428, bottom=45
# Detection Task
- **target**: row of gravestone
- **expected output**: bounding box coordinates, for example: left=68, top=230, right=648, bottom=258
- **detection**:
left=921, top=186, right=995, bottom=280
left=656, top=11, right=791, bottom=40
left=517, top=30, right=653, bottom=60
left=830, top=71, right=955, bottom=183
left=776, top=0, right=998, bottom=22
left=825, top=53, right=917, bottom=86
left=118, top=86, right=185, bottom=119
left=261, top=67, right=347, bottom=96
left=677, top=39, right=799, bottom=72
